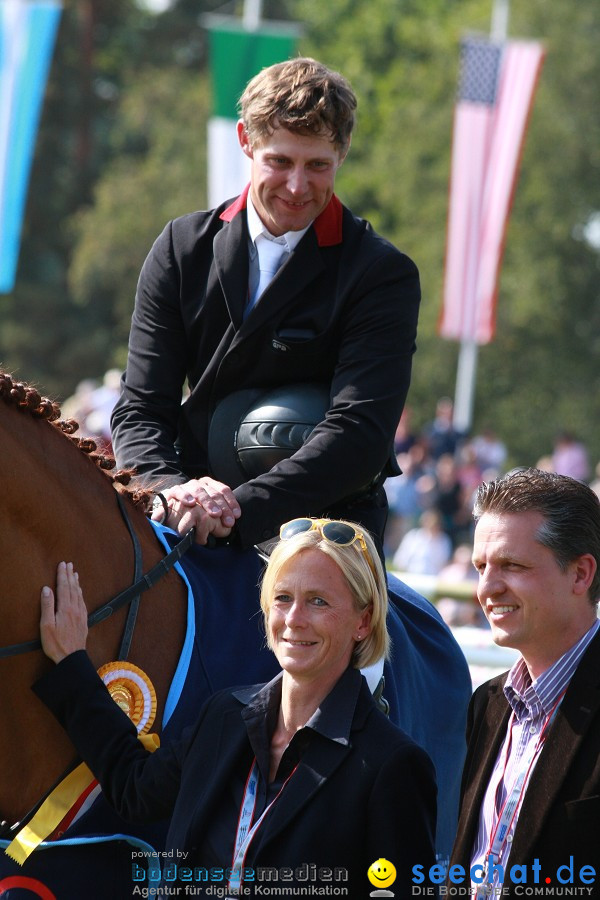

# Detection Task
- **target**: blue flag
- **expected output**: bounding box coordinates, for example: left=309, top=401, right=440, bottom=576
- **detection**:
left=0, top=1, right=61, bottom=293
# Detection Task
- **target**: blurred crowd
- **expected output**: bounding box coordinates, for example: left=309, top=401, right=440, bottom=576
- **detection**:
left=383, top=397, right=598, bottom=629
left=384, top=398, right=507, bottom=566
left=61, top=369, right=122, bottom=454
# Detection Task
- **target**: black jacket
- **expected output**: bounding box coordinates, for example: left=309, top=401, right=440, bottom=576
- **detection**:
left=111, top=189, right=420, bottom=547
left=35, top=654, right=436, bottom=897
left=450, top=629, right=600, bottom=896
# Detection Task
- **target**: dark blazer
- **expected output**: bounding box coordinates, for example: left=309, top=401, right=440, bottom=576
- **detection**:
left=110, top=188, right=421, bottom=548
left=450, top=630, right=600, bottom=895
left=35, top=653, right=436, bottom=897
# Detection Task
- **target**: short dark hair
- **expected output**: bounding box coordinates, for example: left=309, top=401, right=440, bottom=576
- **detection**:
left=473, top=468, right=600, bottom=603
left=238, top=57, right=357, bottom=152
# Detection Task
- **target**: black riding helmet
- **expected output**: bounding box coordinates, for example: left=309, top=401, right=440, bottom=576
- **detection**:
left=207, top=383, right=330, bottom=488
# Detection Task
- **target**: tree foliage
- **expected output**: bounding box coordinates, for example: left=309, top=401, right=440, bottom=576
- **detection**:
left=295, top=0, right=600, bottom=466
left=0, top=0, right=154, bottom=394
left=68, top=66, right=210, bottom=369
left=2, top=0, right=600, bottom=468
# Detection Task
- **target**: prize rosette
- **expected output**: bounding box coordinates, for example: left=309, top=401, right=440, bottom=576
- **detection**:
left=97, top=661, right=157, bottom=734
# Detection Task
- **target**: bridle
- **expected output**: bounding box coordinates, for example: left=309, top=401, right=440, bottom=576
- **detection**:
left=0, top=493, right=194, bottom=661
left=0, top=492, right=195, bottom=841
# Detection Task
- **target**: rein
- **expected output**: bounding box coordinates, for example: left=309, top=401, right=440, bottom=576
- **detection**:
left=0, top=494, right=194, bottom=660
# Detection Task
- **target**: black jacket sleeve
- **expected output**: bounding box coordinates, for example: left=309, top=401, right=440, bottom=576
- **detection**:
left=33, top=651, right=201, bottom=824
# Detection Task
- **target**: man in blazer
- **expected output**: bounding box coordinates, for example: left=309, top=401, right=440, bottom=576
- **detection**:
left=448, top=469, right=600, bottom=898
left=110, top=58, right=421, bottom=551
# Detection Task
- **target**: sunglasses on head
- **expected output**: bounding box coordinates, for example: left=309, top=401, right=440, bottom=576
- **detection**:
left=279, top=518, right=377, bottom=578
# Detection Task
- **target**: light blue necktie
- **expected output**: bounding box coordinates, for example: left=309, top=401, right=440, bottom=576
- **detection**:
left=249, top=234, right=286, bottom=312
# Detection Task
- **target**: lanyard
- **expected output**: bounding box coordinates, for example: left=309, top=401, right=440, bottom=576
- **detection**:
left=476, top=688, right=567, bottom=895
left=227, top=758, right=298, bottom=894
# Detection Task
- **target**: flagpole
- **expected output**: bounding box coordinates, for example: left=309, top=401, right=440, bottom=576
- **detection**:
left=490, top=0, right=510, bottom=42
left=452, top=0, right=510, bottom=435
left=243, top=0, right=263, bottom=31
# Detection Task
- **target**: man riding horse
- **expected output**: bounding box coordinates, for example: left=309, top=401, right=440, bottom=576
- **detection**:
left=110, top=54, right=471, bottom=863
left=110, top=57, right=421, bottom=555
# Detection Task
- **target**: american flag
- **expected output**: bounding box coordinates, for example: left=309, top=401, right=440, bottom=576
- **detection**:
left=439, top=35, right=545, bottom=344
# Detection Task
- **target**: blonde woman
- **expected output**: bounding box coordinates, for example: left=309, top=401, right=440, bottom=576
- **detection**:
left=37, top=518, right=436, bottom=895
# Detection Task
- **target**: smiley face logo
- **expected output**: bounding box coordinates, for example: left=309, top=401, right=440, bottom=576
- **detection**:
left=368, top=857, right=397, bottom=889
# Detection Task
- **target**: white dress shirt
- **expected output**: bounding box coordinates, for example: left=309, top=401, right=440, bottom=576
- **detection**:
left=245, top=195, right=311, bottom=313
left=470, top=618, right=600, bottom=893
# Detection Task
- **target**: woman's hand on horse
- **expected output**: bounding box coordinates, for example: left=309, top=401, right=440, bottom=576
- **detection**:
left=152, top=478, right=241, bottom=539
left=40, top=562, right=88, bottom=663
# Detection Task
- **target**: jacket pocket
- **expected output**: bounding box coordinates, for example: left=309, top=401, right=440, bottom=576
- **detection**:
left=270, top=327, right=329, bottom=358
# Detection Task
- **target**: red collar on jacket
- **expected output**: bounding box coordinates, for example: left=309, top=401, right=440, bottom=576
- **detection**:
left=220, top=184, right=343, bottom=247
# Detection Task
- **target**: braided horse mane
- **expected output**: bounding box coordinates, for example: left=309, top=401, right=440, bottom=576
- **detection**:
left=0, top=371, right=152, bottom=512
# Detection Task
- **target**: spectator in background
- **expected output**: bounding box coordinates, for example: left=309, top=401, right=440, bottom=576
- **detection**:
left=589, top=460, right=600, bottom=500
left=551, top=430, right=590, bottom=482
left=383, top=442, right=430, bottom=560
left=470, top=426, right=507, bottom=478
left=417, top=453, right=470, bottom=548
left=392, top=509, right=452, bottom=576
left=61, top=370, right=121, bottom=454
left=422, top=397, right=464, bottom=461
left=393, top=406, right=417, bottom=455
left=436, top=544, right=485, bottom=629
left=84, top=368, right=122, bottom=452
left=61, top=378, right=98, bottom=428
left=456, top=441, right=484, bottom=497
left=438, top=543, right=478, bottom=586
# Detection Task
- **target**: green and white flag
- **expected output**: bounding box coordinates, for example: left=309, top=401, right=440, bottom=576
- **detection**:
left=0, top=0, right=62, bottom=293
left=205, top=16, right=299, bottom=207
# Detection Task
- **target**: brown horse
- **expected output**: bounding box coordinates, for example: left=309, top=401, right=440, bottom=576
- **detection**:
left=0, top=373, right=188, bottom=829
left=0, top=374, right=474, bottom=878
